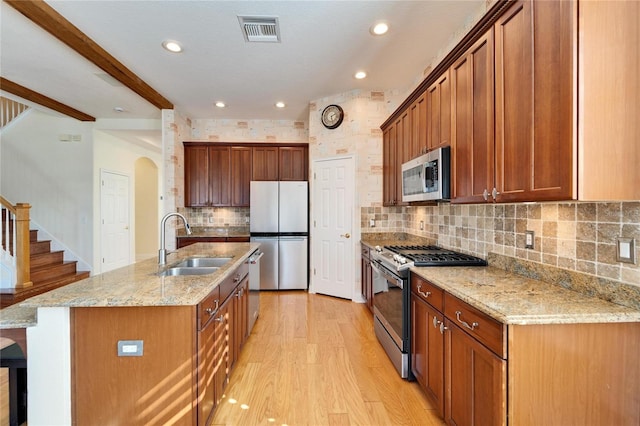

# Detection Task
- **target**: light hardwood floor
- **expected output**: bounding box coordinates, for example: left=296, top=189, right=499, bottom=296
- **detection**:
left=211, top=291, right=445, bottom=426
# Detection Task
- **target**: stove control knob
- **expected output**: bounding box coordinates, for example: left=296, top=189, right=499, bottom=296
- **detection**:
left=398, top=256, right=407, bottom=265
left=375, top=245, right=382, bottom=252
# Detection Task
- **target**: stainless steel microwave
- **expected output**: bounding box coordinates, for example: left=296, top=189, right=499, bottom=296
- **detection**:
left=401, top=146, right=451, bottom=202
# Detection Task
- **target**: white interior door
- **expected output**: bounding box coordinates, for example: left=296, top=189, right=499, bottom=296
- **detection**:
left=101, top=170, right=130, bottom=273
left=311, top=157, right=354, bottom=300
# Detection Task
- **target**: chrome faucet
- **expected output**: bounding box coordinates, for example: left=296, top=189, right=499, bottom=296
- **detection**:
left=159, top=212, right=192, bottom=265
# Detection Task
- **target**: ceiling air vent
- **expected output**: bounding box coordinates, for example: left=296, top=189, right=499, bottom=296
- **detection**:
left=238, top=16, right=281, bottom=43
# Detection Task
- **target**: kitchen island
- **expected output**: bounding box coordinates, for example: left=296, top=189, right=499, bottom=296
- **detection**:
left=2, top=242, right=259, bottom=426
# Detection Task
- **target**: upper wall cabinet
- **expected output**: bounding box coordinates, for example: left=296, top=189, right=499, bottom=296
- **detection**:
left=185, top=143, right=308, bottom=208
left=427, top=70, right=451, bottom=151
left=578, top=0, right=639, bottom=200
left=493, top=0, right=574, bottom=203
left=454, top=0, right=574, bottom=204
left=451, top=30, right=495, bottom=204
left=252, top=146, right=308, bottom=181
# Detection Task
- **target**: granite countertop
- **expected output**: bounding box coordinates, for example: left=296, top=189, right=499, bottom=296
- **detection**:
left=0, top=242, right=259, bottom=328
left=361, top=235, right=640, bottom=325
left=177, top=226, right=250, bottom=238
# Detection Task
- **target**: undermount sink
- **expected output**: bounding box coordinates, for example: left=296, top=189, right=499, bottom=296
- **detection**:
left=158, top=266, right=220, bottom=277
left=176, top=257, right=232, bottom=268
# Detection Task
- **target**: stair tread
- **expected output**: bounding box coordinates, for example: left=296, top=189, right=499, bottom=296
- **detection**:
left=1, top=271, right=90, bottom=308
left=31, top=260, right=78, bottom=273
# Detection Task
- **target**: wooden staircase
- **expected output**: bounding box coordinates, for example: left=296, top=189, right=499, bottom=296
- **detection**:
left=1, top=219, right=90, bottom=309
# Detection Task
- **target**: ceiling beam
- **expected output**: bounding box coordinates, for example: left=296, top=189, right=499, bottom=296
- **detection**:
left=5, top=0, right=174, bottom=111
left=0, top=77, right=96, bottom=122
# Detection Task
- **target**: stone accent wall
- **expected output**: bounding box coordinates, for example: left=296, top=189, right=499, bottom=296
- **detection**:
left=190, top=119, right=308, bottom=143
left=362, top=201, right=640, bottom=288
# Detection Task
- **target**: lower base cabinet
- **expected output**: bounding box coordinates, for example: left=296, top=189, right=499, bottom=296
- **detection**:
left=410, top=272, right=640, bottom=425
left=445, top=320, right=506, bottom=426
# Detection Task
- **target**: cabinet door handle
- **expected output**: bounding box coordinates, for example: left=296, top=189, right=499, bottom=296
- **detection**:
left=492, top=187, right=500, bottom=200
left=432, top=315, right=442, bottom=328
left=483, top=189, right=489, bottom=201
left=455, top=310, right=479, bottom=331
left=439, top=322, right=448, bottom=334
left=234, top=274, right=241, bottom=283
left=205, top=299, right=219, bottom=316
left=417, top=284, right=431, bottom=298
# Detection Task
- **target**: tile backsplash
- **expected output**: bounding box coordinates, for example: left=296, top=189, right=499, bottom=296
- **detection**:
left=362, top=201, right=640, bottom=288
left=181, top=207, right=250, bottom=227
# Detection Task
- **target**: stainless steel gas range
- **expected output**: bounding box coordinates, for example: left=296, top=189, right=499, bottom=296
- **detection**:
left=369, top=244, right=486, bottom=379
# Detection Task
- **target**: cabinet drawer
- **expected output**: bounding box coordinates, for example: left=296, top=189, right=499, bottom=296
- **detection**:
left=410, top=274, right=444, bottom=312
left=198, top=287, right=220, bottom=330
left=220, top=263, right=249, bottom=302
left=361, top=244, right=370, bottom=259
left=444, top=293, right=506, bottom=358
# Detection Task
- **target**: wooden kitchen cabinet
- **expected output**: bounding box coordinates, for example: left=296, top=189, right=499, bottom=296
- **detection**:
left=578, top=0, right=640, bottom=200
left=409, top=92, right=427, bottom=159
left=209, top=146, right=231, bottom=206
left=493, top=0, right=574, bottom=202
left=184, top=144, right=231, bottom=207
left=382, top=124, right=398, bottom=206
left=213, top=298, right=231, bottom=408
left=279, top=146, right=308, bottom=181
left=451, top=29, right=495, bottom=204
left=232, top=275, right=249, bottom=367
left=230, top=147, right=252, bottom=206
left=445, top=319, right=506, bottom=426
left=185, top=145, right=210, bottom=207
left=252, top=146, right=279, bottom=181
left=427, top=70, right=451, bottom=151
left=197, top=287, right=220, bottom=426
left=411, top=276, right=445, bottom=417
left=361, top=244, right=373, bottom=312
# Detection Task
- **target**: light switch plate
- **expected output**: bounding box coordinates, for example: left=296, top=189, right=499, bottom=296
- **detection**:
left=118, top=340, right=144, bottom=357
left=525, top=230, right=535, bottom=249
left=616, top=238, right=636, bottom=264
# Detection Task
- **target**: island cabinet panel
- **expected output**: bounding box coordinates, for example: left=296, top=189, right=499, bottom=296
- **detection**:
left=361, top=244, right=373, bottom=312
left=451, top=29, right=495, bottom=204
left=494, top=0, right=575, bottom=202
left=251, top=146, right=279, bottom=181
left=72, top=306, right=197, bottom=426
left=508, top=322, right=640, bottom=425
left=230, top=147, right=252, bottom=207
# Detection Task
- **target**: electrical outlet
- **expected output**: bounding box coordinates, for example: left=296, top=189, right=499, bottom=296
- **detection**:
left=419, top=220, right=424, bottom=230
left=616, top=237, right=636, bottom=264
left=525, top=230, right=535, bottom=249
left=370, top=219, right=375, bottom=227
left=118, top=340, right=144, bottom=357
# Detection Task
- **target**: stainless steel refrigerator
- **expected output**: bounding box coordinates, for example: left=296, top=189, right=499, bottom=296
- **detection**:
left=250, top=181, right=308, bottom=290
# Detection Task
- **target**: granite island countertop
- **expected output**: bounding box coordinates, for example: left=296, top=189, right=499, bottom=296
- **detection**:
left=0, top=242, right=259, bottom=328
left=361, top=235, right=640, bottom=325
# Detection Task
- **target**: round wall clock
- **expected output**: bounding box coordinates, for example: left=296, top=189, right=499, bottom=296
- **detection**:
left=321, top=104, right=344, bottom=129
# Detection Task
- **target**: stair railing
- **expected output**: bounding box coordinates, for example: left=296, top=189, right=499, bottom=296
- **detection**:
left=0, top=196, right=32, bottom=289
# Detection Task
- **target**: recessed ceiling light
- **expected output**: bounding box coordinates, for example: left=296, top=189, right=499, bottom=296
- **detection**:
left=162, top=40, right=183, bottom=53
left=275, top=102, right=286, bottom=108
left=354, top=71, right=367, bottom=79
left=113, top=106, right=125, bottom=113
left=215, top=101, right=226, bottom=108
left=370, top=22, right=389, bottom=36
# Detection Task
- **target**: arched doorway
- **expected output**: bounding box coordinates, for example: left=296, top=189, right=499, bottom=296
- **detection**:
left=135, top=157, right=158, bottom=261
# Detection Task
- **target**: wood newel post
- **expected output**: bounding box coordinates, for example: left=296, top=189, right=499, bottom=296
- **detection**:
left=14, top=203, right=32, bottom=288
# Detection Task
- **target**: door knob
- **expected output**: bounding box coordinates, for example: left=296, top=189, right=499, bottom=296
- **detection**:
left=340, top=233, right=351, bottom=239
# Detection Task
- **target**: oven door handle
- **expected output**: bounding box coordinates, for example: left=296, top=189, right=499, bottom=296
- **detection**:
left=371, top=260, right=403, bottom=289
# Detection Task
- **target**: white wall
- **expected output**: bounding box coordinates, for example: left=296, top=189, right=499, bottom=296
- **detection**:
left=92, top=130, right=162, bottom=271
left=1, top=110, right=94, bottom=268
